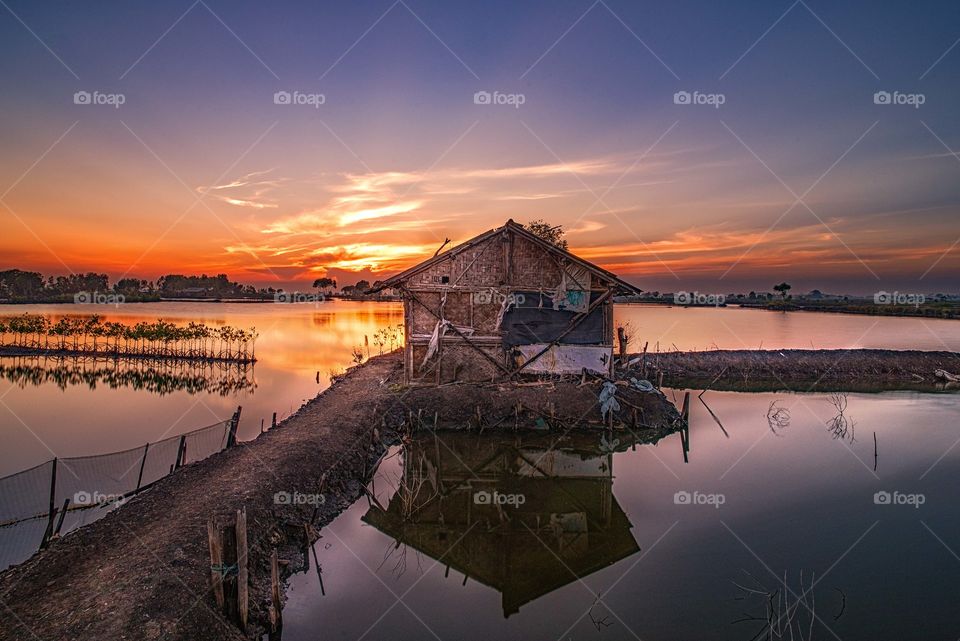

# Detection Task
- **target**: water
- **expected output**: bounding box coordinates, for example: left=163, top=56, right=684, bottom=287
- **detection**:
left=282, top=390, right=960, bottom=641
left=1, top=301, right=958, bottom=609
left=0, top=300, right=404, bottom=475
left=1, top=302, right=957, bottom=477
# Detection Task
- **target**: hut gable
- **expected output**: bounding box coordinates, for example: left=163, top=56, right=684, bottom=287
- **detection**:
left=377, top=220, right=640, bottom=384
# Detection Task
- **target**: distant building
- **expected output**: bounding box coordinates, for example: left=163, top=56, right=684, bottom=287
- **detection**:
left=370, top=220, right=641, bottom=384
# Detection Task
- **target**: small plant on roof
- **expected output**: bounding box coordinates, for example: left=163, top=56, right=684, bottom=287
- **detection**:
left=524, top=219, right=568, bottom=250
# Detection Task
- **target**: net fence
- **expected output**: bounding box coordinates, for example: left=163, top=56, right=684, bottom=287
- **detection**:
left=0, top=418, right=231, bottom=527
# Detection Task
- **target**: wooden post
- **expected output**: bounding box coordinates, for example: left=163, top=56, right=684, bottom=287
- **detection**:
left=222, top=522, right=239, bottom=624
left=227, top=406, right=242, bottom=448
left=40, top=458, right=58, bottom=548
left=54, top=497, right=70, bottom=537
left=269, top=548, right=283, bottom=632
left=271, top=412, right=277, bottom=429
left=207, top=519, right=225, bottom=609
left=236, top=508, right=248, bottom=630
left=135, top=443, right=149, bottom=491
left=174, top=435, right=187, bottom=470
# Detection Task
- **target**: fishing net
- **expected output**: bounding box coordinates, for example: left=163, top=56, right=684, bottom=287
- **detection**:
left=0, top=460, right=54, bottom=526
left=0, top=419, right=231, bottom=528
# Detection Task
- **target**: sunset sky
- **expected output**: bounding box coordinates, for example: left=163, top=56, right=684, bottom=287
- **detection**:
left=1, top=0, right=959, bottom=294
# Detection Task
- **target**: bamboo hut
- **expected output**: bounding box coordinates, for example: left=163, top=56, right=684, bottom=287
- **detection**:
left=369, top=220, right=641, bottom=384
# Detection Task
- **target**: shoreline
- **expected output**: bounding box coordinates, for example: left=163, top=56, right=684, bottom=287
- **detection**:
left=640, top=348, right=960, bottom=393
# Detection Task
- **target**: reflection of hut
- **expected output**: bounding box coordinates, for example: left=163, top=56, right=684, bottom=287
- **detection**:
left=362, top=433, right=640, bottom=617
left=369, top=220, right=641, bottom=384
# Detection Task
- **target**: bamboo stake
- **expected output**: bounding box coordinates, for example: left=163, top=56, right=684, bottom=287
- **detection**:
left=236, top=508, right=248, bottom=630
left=207, top=520, right=225, bottom=609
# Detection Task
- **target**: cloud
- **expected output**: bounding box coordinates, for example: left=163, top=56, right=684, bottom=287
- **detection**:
left=199, top=169, right=284, bottom=209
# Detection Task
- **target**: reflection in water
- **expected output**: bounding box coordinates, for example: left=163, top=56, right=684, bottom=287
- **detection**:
left=361, top=431, right=658, bottom=617
left=825, top=393, right=856, bottom=442
left=731, top=570, right=845, bottom=641
left=0, top=355, right=256, bottom=396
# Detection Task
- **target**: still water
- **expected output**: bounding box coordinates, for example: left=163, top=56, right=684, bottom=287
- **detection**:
left=1, top=301, right=958, bottom=625
left=283, top=390, right=960, bottom=641
left=0, top=301, right=957, bottom=477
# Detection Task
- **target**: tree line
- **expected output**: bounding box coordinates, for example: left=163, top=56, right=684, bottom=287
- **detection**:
left=0, top=270, right=288, bottom=302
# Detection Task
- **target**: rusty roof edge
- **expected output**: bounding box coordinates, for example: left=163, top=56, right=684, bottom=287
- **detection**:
left=367, top=219, right=642, bottom=295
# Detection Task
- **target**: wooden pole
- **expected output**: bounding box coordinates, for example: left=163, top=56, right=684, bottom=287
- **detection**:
left=54, top=497, right=70, bottom=537
left=236, top=508, right=248, bottom=630
left=40, top=458, right=58, bottom=548
left=271, top=412, right=277, bottom=429
left=222, top=523, right=239, bottom=624
left=227, top=406, right=242, bottom=448
left=270, top=549, right=283, bottom=632
left=174, top=435, right=187, bottom=470
left=135, top=443, right=149, bottom=491
left=207, top=520, right=225, bottom=609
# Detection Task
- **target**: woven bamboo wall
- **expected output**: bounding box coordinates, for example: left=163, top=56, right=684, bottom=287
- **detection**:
left=400, top=229, right=617, bottom=383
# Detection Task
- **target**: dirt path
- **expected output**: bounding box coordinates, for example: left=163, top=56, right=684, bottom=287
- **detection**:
left=0, top=354, right=405, bottom=641
left=644, top=349, right=960, bottom=392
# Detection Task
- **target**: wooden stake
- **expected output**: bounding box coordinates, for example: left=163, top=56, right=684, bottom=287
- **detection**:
left=207, top=520, right=225, bottom=609
left=40, top=458, right=58, bottom=549
left=236, top=508, right=248, bottom=630
left=135, top=443, right=149, bottom=491
left=53, top=497, right=70, bottom=537
left=270, top=549, right=283, bottom=631
left=174, top=435, right=187, bottom=470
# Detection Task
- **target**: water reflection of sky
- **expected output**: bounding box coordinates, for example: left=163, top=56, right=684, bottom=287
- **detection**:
left=283, top=390, right=960, bottom=641
left=0, top=301, right=404, bottom=475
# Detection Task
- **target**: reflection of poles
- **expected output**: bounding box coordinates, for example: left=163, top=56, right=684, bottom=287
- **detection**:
left=679, top=392, right=690, bottom=463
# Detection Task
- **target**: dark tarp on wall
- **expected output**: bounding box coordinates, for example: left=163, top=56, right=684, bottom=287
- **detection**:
left=500, top=291, right=604, bottom=346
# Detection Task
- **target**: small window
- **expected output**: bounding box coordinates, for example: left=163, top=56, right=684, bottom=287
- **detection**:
left=441, top=275, right=450, bottom=284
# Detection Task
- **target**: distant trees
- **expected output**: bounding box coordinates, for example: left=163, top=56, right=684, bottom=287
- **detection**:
left=0, top=270, right=44, bottom=299
left=773, top=282, right=792, bottom=301
left=312, top=277, right=336, bottom=293
left=156, top=273, right=245, bottom=298
left=115, top=278, right=148, bottom=293
left=524, top=219, right=568, bottom=250
left=0, top=269, right=282, bottom=302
